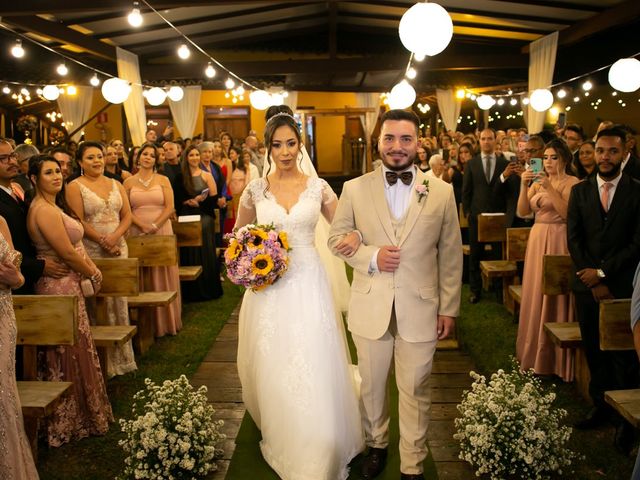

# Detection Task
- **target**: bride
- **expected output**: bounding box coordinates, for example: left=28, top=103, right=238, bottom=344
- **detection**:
left=234, top=110, right=364, bottom=479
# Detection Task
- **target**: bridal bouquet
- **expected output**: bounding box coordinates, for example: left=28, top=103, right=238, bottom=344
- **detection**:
left=454, top=359, right=577, bottom=480
left=224, top=223, right=291, bottom=291
left=119, top=376, right=225, bottom=480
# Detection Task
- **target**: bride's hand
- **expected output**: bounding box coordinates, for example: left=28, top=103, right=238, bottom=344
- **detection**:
left=335, top=231, right=361, bottom=257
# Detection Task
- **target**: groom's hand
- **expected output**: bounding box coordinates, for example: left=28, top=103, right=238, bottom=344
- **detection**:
left=437, top=315, right=455, bottom=340
left=335, top=231, right=361, bottom=257
left=377, top=246, right=401, bottom=272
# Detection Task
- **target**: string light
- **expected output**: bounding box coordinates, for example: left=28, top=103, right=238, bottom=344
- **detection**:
left=582, top=80, right=593, bottom=91
left=56, top=63, right=68, bottom=76
left=205, top=63, right=216, bottom=78
left=556, top=89, right=567, bottom=99
left=11, top=39, right=24, bottom=58
left=128, top=2, right=143, bottom=27
left=177, top=44, right=190, bottom=60
left=225, top=78, right=235, bottom=89
left=406, top=67, right=417, bottom=79
left=90, top=74, right=100, bottom=87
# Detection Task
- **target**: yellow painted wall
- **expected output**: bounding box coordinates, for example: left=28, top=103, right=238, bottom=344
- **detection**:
left=84, top=89, right=125, bottom=143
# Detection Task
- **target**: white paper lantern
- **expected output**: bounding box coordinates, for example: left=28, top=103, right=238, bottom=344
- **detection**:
left=249, top=90, right=271, bottom=110
left=476, top=95, right=495, bottom=110
left=145, top=87, right=167, bottom=106
left=42, top=85, right=60, bottom=101
left=388, top=80, right=416, bottom=109
left=608, top=58, right=640, bottom=93
left=101, top=77, right=131, bottom=104
left=167, top=86, right=184, bottom=102
left=529, top=88, right=553, bottom=112
left=399, top=2, right=453, bottom=57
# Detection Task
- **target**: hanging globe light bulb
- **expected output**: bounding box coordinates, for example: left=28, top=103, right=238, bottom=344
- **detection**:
left=205, top=63, right=216, bottom=78
left=399, top=2, right=453, bottom=57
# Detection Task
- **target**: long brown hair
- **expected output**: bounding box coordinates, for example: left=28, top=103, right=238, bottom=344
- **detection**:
left=28, top=154, right=79, bottom=219
left=180, top=144, right=200, bottom=195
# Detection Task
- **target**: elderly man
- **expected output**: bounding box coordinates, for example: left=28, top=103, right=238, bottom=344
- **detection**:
left=13, top=143, right=39, bottom=196
left=244, top=134, right=263, bottom=176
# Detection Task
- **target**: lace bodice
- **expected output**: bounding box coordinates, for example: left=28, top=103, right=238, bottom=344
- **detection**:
left=238, top=177, right=337, bottom=247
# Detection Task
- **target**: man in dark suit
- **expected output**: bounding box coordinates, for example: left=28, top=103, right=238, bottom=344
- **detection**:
left=462, top=128, right=509, bottom=303
left=618, top=124, right=640, bottom=181
left=0, top=139, right=67, bottom=293
left=567, top=127, right=640, bottom=454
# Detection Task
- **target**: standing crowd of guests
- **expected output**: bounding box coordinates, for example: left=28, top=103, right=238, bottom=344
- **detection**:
left=416, top=121, right=640, bottom=456
left=0, top=125, right=265, bottom=477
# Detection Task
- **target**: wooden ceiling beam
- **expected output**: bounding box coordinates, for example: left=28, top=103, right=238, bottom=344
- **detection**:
left=329, top=1, right=337, bottom=59
left=1, top=15, right=117, bottom=60
left=522, top=0, right=640, bottom=53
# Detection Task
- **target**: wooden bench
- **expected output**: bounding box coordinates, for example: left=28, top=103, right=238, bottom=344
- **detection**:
left=126, top=235, right=180, bottom=353
left=92, top=258, right=143, bottom=361
left=14, top=295, right=76, bottom=459
left=540, top=254, right=592, bottom=400
left=172, top=219, right=204, bottom=281
left=480, top=222, right=530, bottom=305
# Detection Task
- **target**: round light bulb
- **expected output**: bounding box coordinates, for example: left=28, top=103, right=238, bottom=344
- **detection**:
left=11, top=39, right=24, bottom=58
left=2, top=86, right=10, bottom=94
left=529, top=88, right=553, bottom=112
left=66, top=85, right=77, bottom=95
left=399, top=2, right=453, bottom=57
left=57, top=63, right=68, bottom=76
left=522, top=97, right=530, bottom=105
left=497, top=98, right=505, bottom=106
left=476, top=95, right=495, bottom=110
left=128, top=7, right=143, bottom=27
left=177, top=44, right=190, bottom=60
left=42, top=85, right=60, bottom=101
left=557, top=89, right=567, bottom=99
left=205, top=63, right=216, bottom=78
left=101, top=77, right=131, bottom=104
left=406, top=67, right=417, bottom=79
left=90, top=74, right=100, bottom=87
left=225, top=78, right=235, bottom=89
left=167, top=86, right=184, bottom=102
left=145, top=87, right=167, bottom=106
left=414, top=53, right=426, bottom=62
left=608, top=58, right=640, bottom=93
left=510, top=98, right=517, bottom=106
left=582, top=80, right=593, bottom=91
left=388, top=80, right=416, bottom=109
left=455, top=89, right=465, bottom=99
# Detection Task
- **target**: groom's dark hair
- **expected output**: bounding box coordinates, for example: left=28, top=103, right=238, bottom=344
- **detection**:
left=380, top=109, right=420, bottom=135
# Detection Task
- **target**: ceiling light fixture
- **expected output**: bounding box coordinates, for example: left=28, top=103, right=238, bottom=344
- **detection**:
left=57, top=63, right=68, bottom=76
left=177, top=44, right=190, bottom=60
left=128, top=2, right=143, bottom=27
left=11, top=39, right=25, bottom=58
left=90, top=74, right=100, bottom=87
left=205, top=63, right=216, bottom=78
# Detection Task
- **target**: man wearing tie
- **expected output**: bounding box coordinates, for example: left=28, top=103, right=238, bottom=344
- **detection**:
left=0, top=139, right=67, bottom=293
left=329, top=110, right=462, bottom=479
left=567, top=127, right=640, bottom=454
left=462, top=128, right=509, bottom=303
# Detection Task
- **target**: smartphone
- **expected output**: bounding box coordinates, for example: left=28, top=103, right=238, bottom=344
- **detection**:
left=557, top=112, right=566, bottom=128
left=530, top=158, right=543, bottom=182
left=200, top=188, right=209, bottom=198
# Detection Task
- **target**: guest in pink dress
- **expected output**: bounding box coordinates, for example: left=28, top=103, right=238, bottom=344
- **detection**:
left=124, top=143, right=182, bottom=336
left=516, top=139, right=579, bottom=381
left=0, top=217, right=40, bottom=479
left=26, top=154, right=113, bottom=447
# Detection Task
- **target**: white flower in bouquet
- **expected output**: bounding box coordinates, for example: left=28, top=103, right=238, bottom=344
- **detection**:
left=454, top=359, right=578, bottom=480
left=119, top=375, right=225, bottom=479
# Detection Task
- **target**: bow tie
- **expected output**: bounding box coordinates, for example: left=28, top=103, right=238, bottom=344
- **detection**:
left=385, top=170, right=413, bottom=186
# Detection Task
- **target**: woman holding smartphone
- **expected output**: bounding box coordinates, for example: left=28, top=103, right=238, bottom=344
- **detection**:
left=516, top=139, right=579, bottom=381
left=173, top=145, right=223, bottom=301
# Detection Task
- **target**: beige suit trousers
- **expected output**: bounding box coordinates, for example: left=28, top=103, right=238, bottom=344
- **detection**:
left=353, top=313, right=437, bottom=475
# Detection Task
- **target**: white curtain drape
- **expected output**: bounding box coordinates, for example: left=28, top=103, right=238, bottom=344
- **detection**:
left=169, top=86, right=201, bottom=139
left=526, top=32, right=559, bottom=134
left=57, top=86, right=93, bottom=142
left=116, top=47, right=147, bottom=146
left=436, top=88, right=461, bottom=132
left=355, top=92, right=380, bottom=173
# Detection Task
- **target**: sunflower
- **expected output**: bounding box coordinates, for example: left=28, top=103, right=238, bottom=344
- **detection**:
left=278, top=231, right=290, bottom=250
left=248, top=228, right=268, bottom=249
left=251, top=254, right=274, bottom=276
left=225, top=239, right=242, bottom=261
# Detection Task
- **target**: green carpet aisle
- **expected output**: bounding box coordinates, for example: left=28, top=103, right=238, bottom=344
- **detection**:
left=193, top=302, right=478, bottom=479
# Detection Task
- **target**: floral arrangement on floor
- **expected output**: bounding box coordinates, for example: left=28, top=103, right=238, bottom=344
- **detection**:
left=224, top=223, right=291, bottom=291
left=454, top=359, right=578, bottom=480
left=119, top=375, right=225, bottom=479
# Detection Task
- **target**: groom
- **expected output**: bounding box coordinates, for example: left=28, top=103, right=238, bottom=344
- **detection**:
left=329, top=109, right=462, bottom=479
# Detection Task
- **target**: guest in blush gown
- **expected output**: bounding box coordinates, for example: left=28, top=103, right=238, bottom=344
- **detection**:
left=26, top=154, right=112, bottom=447
left=124, top=142, right=182, bottom=336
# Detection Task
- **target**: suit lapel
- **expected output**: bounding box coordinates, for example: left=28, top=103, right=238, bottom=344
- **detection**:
left=603, top=173, right=629, bottom=227
left=398, top=170, right=428, bottom=247
left=370, top=168, right=397, bottom=244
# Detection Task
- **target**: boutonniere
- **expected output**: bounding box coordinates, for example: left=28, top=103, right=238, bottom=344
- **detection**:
left=415, top=180, right=429, bottom=203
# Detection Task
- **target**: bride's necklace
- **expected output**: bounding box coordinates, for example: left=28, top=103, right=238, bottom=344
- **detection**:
left=138, top=173, right=154, bottom=188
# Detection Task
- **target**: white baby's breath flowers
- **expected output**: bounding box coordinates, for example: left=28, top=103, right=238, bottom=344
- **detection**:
left=119, top=375, right=225, bottom=479
left=454, top=359, right=578, bottom=480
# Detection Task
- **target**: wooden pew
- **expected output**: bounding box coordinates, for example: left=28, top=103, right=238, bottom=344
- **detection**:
left=599, top=299, right=639, bottom=428
left=502, top=227, right=531, bottom=316
left=14, top=295, right=76, bottom=460
left=541, top=254, right=591, bottom=401
left=126, top=235, right=179, bottom=353
left=172, top=219, right=204, bottom=281
left=92, top=258, right=140, bottom=366
left=479, top=222, right=529, bottom=305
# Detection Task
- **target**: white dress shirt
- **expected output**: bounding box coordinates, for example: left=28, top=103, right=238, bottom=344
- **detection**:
left=597, top=172, right=622, bottom=211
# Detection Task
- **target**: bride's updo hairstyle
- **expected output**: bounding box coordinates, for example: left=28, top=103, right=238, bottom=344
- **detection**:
left=262, top=106, right=302, bottom=189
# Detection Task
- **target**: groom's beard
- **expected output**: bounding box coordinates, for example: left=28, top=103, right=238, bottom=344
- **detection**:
left=381, top=151, right=416, bottom=171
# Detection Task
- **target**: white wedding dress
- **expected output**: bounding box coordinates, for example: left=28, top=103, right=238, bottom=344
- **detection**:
left=236, top=176, right=364, bottom=480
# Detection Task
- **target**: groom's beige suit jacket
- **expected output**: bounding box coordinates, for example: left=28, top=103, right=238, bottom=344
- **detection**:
left=329, top=167, right=462, bottom=342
